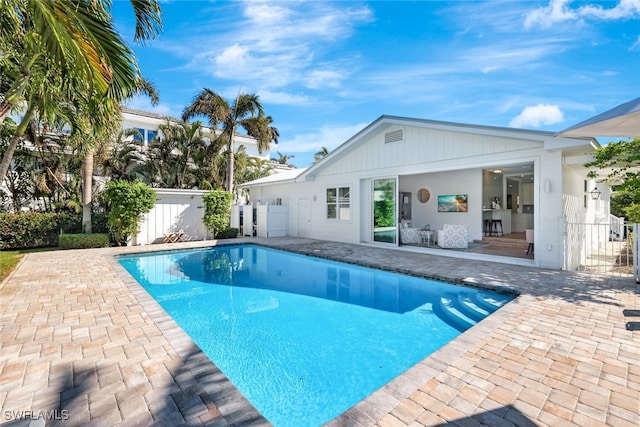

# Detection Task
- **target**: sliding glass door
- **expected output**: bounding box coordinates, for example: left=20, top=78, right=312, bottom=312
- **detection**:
left=373, top=178, right=396, bottom=243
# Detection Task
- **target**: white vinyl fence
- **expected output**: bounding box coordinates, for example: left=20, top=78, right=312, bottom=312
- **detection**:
left=231, top=203, right=289, bottom=238
left=564, top=216, right=636, bottom=279
left=135, top=189, right=211, bottom=245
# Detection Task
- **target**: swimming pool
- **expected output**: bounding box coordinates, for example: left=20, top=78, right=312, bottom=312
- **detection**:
left=119, top=244, right=513, bottom=426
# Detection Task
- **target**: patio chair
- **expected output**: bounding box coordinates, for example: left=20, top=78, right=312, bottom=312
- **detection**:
left=399, top=222, right=420, bottom=244
left=437, top=224, right=468, bottom=249
left=163, top=229, right=185, bottom=243
left=525, top=229, right=534, bottom=255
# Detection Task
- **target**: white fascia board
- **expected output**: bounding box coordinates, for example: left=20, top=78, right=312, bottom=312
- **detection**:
left=154, top=188, right=211, bottom=197
left=121, top=116, right=166, bottom=130
left=563, top=154, right=597, bottom=166
left=544, top=136, right=599, bottom=151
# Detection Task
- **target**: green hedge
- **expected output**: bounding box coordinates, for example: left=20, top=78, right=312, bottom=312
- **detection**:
left=0, top=212, right=61, bottom=249
left=0, top=212, right=110, bottom=250
left=58, top=233, right=111, bottom=249
left=203, top=191, right=233, bottom=237
left=215, top=227, right=238, bottom=239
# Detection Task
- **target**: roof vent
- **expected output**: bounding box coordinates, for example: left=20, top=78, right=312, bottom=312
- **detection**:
left=384, top=129, right=404, bottom=143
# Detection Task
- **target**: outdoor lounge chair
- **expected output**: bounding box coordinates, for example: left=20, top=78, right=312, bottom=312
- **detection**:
left=399, top=222, right=420, bottom=244
left=163, top=230, right=185, bottom=243
left=437, top=224, right=468, bottom=249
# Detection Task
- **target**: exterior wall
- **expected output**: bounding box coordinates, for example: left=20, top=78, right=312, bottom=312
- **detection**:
left=245, top=120, right=598, bottom=270
left=249, top=180, right=362, bottom=244
left=121, top=111, right=163, bottom=146
left=562, top=163, right=612, bottom=270
left=535, top=150, right=564, bottom=268
left=136, top=189, right=210, bottom=245
left=320, top=126, right=540, bottom=176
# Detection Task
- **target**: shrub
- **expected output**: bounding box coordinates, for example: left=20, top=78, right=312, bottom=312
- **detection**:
left=215, top=227, right=238, bottom=239
left=92, top=212, right=109, bottom=233
left=203, top=191, right=233, bottom=237
left=58, top=233, right=110, bottom=249
left=57, top=212, right=83, bottom=234
left=0, top=212, right=60, bottom=249
left=104, top=180, right=156, bottom=246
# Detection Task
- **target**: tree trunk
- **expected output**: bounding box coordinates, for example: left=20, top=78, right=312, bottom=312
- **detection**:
left=227, top=129, right=235, bottom=194
left=0, top=101, right=11, bottom=127
left=0, top=104, right=35, bottom=185
left=81, top=151, right=94, bottom=233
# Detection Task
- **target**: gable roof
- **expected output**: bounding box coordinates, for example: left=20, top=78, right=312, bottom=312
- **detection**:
left=304, top=115, right=594, bottom=177
left=237, top=168, right=306, bottom=188
left=240, top=115, right=596, bottom=187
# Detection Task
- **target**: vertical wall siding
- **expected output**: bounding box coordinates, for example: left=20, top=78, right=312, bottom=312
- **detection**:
left=136, top=192, right=208, bottom=245
left=322, top=127, right=541, bottom=176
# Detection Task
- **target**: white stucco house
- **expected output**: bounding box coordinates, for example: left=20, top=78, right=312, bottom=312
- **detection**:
left=121, top=107, right=274, bottom=162
left=239, top=115, right=610, bottom=270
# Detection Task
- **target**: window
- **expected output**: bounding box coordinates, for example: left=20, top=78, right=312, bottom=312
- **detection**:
left=147, top=130, right=157, bottom=142
left=327, top=187, right=350, bottom=220
left=133, top=128, right=145, bottom=142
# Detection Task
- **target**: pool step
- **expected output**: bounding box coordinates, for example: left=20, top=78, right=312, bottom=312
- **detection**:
left=470, top=292, right=504, bottom=313
left=436, top=292, right=508, bottom=332
left=436, top=294, right=477, bottom=332
left=456, top=294, right=490, bottom=321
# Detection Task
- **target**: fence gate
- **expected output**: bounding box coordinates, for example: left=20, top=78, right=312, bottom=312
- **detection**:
left=564, top=219, right=636, bottom=279
left=635, top=224, right=639, bottom=282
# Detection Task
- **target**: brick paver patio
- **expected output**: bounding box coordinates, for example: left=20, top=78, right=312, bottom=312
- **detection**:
left=1, top=238, right=638, bottom=426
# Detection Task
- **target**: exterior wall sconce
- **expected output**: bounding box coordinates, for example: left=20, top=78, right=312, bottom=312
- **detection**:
left=590, top=187, right=601, bottom=200
left=543, top=180, right=552, bottom=194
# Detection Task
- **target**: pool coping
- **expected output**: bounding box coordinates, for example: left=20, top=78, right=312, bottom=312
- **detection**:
left=4, top=236, right=637, bottom=426
left=108, top=239, right=525, bottom=426
left=107, top=244, right=270, bottom=426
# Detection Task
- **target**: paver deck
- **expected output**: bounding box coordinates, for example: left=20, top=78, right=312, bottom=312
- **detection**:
left=1, top=237, right=638, bottom=426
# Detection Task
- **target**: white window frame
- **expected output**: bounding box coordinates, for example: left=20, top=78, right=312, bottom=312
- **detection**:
left=326, top=186, right=350, bottom=221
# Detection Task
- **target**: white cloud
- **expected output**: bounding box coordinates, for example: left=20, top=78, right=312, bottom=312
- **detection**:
left=184, top=1, right=373, bottom=92
left=579, top=0, right=640, bottom=20
left=524, top=0, right=577, bottom=29
left=509, top=104, right=565, bottom=128
left=306, top=69, right=345, bottom=89
left=276, top=122, right=369, bottom=154
left=215, top=44, right=250, bottom=70
left=482, top=66, right=499, bottom=74
left=244, top=2, right=291, bottom=24
left=524, top=0, right=640, bottom=29
left=258, top=89, right=310, bottom=105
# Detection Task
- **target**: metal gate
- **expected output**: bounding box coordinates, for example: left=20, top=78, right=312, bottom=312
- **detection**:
left=564, top=217, right=637, bottom=279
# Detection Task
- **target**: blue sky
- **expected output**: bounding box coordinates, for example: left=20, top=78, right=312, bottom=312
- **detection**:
left=113, top=0, right=640, bottom=167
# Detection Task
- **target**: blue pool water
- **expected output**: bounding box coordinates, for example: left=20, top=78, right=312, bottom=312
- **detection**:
left=118, top=245, right=513, bottom=426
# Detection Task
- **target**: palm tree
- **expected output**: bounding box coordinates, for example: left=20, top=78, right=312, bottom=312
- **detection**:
left=314, top=146, right=330, bottom=163
left=275, top=151, right=295, bottom=166
left=235, top=153, right=273, bottom=185
left=138, top=120, right=206, bottom=188
left=182, top=90, right=278, bottom=194
left=191, top=129, right=227, bottom=190
left=97, top=129, right=145, bottom=181
left=70, top=78, right=158, bottom=232
left=0, top=0, right=162, bottom=186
